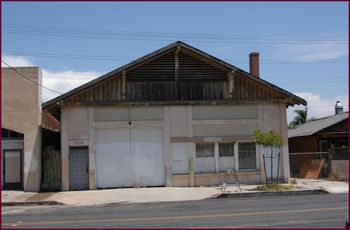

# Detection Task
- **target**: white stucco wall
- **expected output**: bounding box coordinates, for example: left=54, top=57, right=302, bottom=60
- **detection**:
left=259, top=104, right=290, bottom=182
left=61, top=103, right=289, bottom=190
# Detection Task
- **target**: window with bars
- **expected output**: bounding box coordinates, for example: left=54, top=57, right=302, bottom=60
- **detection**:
left=196, top=143, right=214, bottom=157
left=219, top=143, right=234, bottom=157
left=238, top=142, right=256, bottom=170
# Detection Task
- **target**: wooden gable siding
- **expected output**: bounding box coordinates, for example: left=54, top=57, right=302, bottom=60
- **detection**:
left=126, top=49, right=227, bottom=101
left=126, top=50, right=176, bottom=100
left=233, top=75, right=283, bottom=100
left=67, top=75, right=122, bottom=103
left=65, top=49, right=285, bottom=104
left=127, top=51, right=175, bottom=82
left=178, top=52, right=227, bottom=81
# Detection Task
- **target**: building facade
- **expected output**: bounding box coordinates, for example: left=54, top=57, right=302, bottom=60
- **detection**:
left=43, top=42, right=306, bottom=191
left=289, top=110, right=348, bottom=178
left=1, top=67, right=42, bottom=191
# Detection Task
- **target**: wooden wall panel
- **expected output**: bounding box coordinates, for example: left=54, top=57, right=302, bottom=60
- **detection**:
left=178, top=52, right=227, bottom=81
left=64, top=50, right=288, bottom=104
left=127, top=51, right=175, bottom=82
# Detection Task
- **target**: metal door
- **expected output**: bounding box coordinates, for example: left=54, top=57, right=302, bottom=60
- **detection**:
left=3, top=150, right=23, bottom=190
left=95, top=128, right=164, bottom=188
left=95, top=128, right=132, bottom=188
left=132, top=128, right=164, bottom=187
left=69, top=147, right=89, bottom=190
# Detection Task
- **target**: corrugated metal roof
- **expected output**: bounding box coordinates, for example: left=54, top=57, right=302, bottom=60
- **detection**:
left=288, top=112, right=348, bottom=138
left=42, top=111, right=60, bottom=132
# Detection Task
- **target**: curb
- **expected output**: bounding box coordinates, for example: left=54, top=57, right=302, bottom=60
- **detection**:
left=2, top=201, right=64, bottom=206
left=209, top=189, right=327, bottom=199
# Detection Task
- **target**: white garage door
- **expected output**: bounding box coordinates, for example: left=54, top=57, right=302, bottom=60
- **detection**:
left=95, top=128, right=164, bottom=188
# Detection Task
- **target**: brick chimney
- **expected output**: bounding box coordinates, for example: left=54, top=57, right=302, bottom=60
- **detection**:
left=249, top=52, right=260, bottom=78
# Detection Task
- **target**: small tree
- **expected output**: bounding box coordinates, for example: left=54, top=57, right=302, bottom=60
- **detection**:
left=253, top=129, right=283, bottom=185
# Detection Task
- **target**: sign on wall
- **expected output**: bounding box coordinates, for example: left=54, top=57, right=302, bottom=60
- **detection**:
left=69, top=140, right=89, bottom=147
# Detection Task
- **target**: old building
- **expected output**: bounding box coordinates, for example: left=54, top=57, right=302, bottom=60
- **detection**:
left=43, top=41, right=306, bottom=191
left=1, top=67, right=42, bottom=191
left=289, top=104, right=348, bottom=179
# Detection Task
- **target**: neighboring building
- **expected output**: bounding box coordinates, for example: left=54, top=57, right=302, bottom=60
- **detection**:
left=288, top=105, right=348, bottom=178
left=43, top=41, right=306, bottom=191
left=1, top=67, right=42, bottom=191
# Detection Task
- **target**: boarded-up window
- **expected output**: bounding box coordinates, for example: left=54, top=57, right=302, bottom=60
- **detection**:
left=238, top=142, right=256, bottom=170
left=219, top=143, right=234, bottom=157
left=196, top=144, right=214, bottom=157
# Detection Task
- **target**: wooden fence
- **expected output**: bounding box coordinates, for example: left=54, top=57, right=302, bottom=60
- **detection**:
left=41, top=147, right=61, bottom=191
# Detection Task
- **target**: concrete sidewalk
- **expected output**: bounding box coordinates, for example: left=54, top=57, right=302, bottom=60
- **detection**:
left=2, top=179, right=348, bottom=207
left=294, top=178, right=348, bottom=194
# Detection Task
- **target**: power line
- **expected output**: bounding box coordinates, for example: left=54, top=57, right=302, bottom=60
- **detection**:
left=3, top=51, right=347, bottom=64
left=1, top=59, right=63, bottom=95
left=3, top=24, right=346, bottom=41
left=3, top=24, right=346, bottom=45
left=5, top=30, right=346, bottom=45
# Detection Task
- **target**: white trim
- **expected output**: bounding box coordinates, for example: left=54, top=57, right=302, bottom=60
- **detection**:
left=88, top=107, right=96, bottom=190
left=234, top=142, right=239, bottom=171
left=93, top=121, right=164, bottom=129
left=214, top=143, right=219, bottom=173
left=193, top=119, right=258, bottom=125
left=164, top=106, right=172, bottom=186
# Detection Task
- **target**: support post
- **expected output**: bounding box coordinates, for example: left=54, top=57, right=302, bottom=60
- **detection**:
left=227, top=71, right=235, bottom=99
left=122, top=71, right=126, bottom=100
left=175, top=46, right=181, bottom=99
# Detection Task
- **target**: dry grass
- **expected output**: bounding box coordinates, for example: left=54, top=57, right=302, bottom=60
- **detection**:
left=257, top=183, right=293, bottom=192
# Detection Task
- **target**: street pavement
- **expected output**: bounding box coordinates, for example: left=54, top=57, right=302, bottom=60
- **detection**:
left=2, top=194, right=348, bottom=228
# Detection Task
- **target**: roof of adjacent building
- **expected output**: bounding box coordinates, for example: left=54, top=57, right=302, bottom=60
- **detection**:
left=288, top=111, right=348, bottom=138
left=42, top=41, right=306, bottom=109
left=42, top=111, right=61, bottom=132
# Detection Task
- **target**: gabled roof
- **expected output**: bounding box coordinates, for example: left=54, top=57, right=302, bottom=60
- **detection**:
left=288, top=112, right=348, bottom=138
left=42, top=41, right=306, bottom=109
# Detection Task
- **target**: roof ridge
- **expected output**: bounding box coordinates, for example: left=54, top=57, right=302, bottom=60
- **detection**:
left=307, top=111, right=349, bottom=123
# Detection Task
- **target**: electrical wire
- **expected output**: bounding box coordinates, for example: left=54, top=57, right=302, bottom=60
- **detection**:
left=3, top=24, right=346, bottom=44
left=1, top=59, right=63, bottom=95
left=3, top=51, right=347, bottom=64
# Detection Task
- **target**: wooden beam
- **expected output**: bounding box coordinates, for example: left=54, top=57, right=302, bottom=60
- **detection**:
left=175, top=46, right=181, bottom=99
left=64, top=98, right=291, bottom=107
left=175, top=46, right=181, bottom=80
left=122, top=71, right=126, bottom=99
left=227, top=70, right=235, bottom=98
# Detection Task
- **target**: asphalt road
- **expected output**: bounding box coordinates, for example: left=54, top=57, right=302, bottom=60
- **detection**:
left=2, top=193, right=348, bottom=228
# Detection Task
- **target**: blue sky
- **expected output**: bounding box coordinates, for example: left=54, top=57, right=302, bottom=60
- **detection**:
left=2, top=2, right=348, bottom=122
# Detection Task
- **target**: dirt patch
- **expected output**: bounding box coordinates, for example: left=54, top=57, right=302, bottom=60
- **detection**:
left=3, top=201, right=63, bottom=206
left=25, top=192, right=56, bottom=202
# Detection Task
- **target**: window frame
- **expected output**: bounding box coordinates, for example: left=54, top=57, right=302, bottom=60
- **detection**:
left=237, top=141, right=258, bottom=171
left=218, top=142, right=235, bottom=157
left=195, top=143, right=215, bottom=158
left=194, top=141, right=259, bottom=173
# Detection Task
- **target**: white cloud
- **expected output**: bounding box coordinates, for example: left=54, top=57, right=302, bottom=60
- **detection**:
left=42, top=70, right=102, bottom=102
left=2, top=54, right=102, bottom=102
left=2, top=54, right=36, bottom=67
left=287, top=92, right=348, bottom=122
left=273, top=41, right=348, bottom=61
